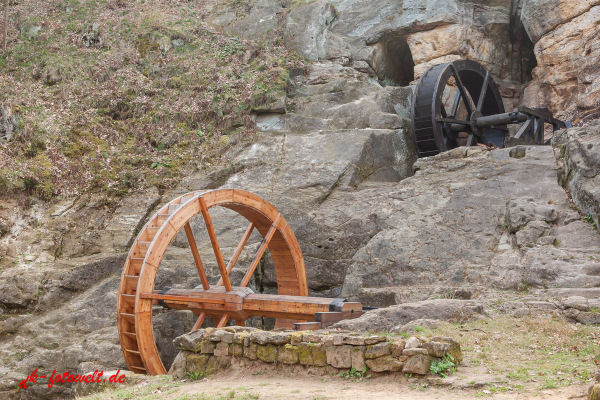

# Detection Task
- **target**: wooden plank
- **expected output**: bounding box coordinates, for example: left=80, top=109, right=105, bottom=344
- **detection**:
left=183, top=222, right=210, bottom=290
left=124, top=275, right=139, bottom=291
left=240, top=213, right=281, bottom=287
left=199, top=197, right=233, bottom=291
left=120, top=294, right=135, bottom=307
left=129, top=258, right=144, bottom=274
left=156, top=213, right=170, bottom=225
left=314, top=311, right=363, bottom=323
left=145, top=227, right=160, bottom=241
left=243, top=294, right=331, bottom=318
left=217, top=222, right=254, bottom=286
left=140, top=293, right=226, bottom=305
left=120, top=313, right=136, bottom=323
left=293, top=322, right=323, bottom=331
left=122, top=332, right=138, bottom=340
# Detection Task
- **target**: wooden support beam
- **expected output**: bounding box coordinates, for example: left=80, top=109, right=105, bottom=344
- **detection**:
left=314, top=311, right=363, bottom=323
left=293, top=322, right=323, bottom=331
left=192, top=312, right=206, bottom=331
left=240, top=214, right=281, bottom=288
left=217, top=222, right=254, bottom=287
left=199, top=197, right=232, bottom=291
left=217, top=314, right=229, bottom=328
left=184, top=222, right=210, bottom=290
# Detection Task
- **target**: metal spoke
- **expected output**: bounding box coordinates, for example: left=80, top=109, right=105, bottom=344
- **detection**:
left=451, top=90, right=461, bottom=117
left=466, top=133, right=475, bottom=146
left=477, top=71, right=490, bottom=112
left=436, top=117, right=470, bottom=125
left=240, top=214, right=281, bottom=288
left=451, top=64, right=475, bottom=116
left=184, top=222, right=210, bottom=290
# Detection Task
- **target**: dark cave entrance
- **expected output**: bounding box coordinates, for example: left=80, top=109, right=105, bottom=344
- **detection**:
left=373, top=36, right=415, bottom=86
left=510, top=11, right=537, bottom=83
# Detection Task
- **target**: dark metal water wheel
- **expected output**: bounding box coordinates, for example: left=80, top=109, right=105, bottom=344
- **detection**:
left=410, top=59, right=506, bottom=157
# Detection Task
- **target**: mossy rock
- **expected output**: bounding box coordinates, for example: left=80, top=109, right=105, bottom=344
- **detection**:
left=186, top=354, right=210, bottom=374
left=298, top=342, right=313, bottom=365
left=312, top=343, right=327, bottom=367
left=256, top=344, right=278, bottom=363
left=278, top=344, right=299, bottom=364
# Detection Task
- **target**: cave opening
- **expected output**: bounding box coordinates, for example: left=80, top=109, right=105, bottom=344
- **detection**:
left=374, top=36, right=415, bottom=86
left=510, top=13, right=537, bottom=84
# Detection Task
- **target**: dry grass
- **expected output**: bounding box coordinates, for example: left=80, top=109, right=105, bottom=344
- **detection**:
left=0, top=0, right=304, bottom=201
left=411, top=314, right=600, bottom=393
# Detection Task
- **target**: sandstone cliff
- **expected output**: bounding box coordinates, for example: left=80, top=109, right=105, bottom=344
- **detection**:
left=0, top=1, right=599, bottom=399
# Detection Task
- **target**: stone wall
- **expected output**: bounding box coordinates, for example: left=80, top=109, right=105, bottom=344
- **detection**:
left=170, top=327, right=461, bottom=379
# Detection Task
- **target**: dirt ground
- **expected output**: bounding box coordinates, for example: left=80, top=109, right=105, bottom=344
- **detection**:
left=162, top=367, right=590, bottom=400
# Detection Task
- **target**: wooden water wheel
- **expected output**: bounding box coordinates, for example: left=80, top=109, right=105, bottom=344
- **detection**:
left=117, top=189, right=363, bottom=375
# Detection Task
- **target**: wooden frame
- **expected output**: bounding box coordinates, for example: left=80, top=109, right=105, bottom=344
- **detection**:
left=116, top=189, right=361, bottom=375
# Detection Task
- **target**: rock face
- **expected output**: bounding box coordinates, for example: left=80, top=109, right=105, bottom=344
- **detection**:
left=522, top=2, right=600, bottom=122
left=554, top=121, right=600, bottom=229
left=206, top=0, right=599, bottom=122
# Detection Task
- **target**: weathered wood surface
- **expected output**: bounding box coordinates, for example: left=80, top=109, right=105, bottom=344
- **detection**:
left=117, top=189, right=311, bottom=375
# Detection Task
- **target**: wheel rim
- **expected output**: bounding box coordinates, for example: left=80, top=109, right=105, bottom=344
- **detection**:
left=410, top=59, right=506, bottom=157
left=117, top=189, right=307, bottom=375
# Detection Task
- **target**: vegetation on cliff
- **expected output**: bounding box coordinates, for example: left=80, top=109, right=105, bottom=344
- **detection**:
left=0, top=0, right=303, bottom=200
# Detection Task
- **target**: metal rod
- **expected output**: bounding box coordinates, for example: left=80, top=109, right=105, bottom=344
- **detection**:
left=477, top=71, right=490, bottom=112
left=475, top=111, right=527, bottom=128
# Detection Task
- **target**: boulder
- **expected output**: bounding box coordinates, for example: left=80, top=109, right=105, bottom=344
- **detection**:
left=333, top=299, right=485, bottom=332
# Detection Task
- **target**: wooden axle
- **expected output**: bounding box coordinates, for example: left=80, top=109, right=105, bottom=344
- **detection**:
left=141, top=286, right=362, bottom=321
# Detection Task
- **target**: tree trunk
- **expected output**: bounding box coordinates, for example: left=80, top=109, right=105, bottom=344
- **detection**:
left=3, top=0, right=8, bottom=52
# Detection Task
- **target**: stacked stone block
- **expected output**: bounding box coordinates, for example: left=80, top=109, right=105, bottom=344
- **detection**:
left=171, top=327, right=461, bottom=378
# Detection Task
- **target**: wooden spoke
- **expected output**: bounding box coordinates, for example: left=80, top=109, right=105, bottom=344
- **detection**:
left=216, top=314, right=229, bottom=328
left=184, top=222, right=210, bottom=290
left=199, top=197, right=232, bottom=291
left=240, top=213, right=281, bottom=288
left=477, top=71, right=490, bottom=112
left=192, top=312, right=206, bottom=331
left=235, top=320, right=244, bottom=327
left=217, top=222, right=254, bottom=287
left=451, top=64, right=475, bottom=116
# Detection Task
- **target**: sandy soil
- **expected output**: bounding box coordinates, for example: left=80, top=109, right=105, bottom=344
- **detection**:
left=163, top=366, right=590, bottom=400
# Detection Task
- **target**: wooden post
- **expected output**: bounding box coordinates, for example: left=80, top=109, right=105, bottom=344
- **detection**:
left=3, top=0, right=8, bottom=53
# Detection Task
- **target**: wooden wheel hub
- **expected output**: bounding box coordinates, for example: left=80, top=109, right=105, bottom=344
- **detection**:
left=117, top=189, right=362, bottom=375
